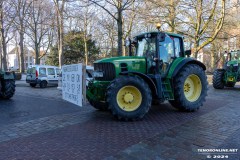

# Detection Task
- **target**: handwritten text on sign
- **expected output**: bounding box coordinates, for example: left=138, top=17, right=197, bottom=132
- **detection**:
left=62, top=64, right=82, bottom=106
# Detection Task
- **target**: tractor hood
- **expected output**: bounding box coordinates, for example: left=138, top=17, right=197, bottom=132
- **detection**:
left=94, top=56, right=147, bottom=76
left=227, top=60, right=240, bottom=66
left=95, top=56, right=145, bottom=63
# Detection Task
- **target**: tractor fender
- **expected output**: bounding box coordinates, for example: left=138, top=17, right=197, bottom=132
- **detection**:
left=215, top=68, right=225, bottom=72
left=120, top=71, right=158, bottom=97
left=3, top=72, right=15, bottom=80
left=169, top=58, right=206, bottom=78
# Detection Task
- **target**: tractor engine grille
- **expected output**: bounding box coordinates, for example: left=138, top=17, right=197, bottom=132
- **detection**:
left=227, top=64, right=238, bottom=72
left=94, top=63, right=116, bottom=81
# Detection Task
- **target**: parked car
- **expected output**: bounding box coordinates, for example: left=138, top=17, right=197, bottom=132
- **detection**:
left=26, top=65, right=61, bottom=88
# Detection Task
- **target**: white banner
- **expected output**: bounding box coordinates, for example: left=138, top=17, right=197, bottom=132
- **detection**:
left=62, top=63, right=82, bottom=107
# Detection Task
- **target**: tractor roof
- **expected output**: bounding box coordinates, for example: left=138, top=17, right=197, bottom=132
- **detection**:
left=134, top=31, right=184, bottom=39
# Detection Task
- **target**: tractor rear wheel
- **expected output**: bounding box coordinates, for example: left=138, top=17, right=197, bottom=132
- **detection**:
left=213, top=70, right=225, bottom=89
left=0, top=80, right=15, bottom=99
left=169, top=64, right=207, bottom=111
left=107, top=76, right=152, bottom=121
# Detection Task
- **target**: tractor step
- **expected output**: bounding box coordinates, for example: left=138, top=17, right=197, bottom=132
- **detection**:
left=162, top=78, right=174, bottom=100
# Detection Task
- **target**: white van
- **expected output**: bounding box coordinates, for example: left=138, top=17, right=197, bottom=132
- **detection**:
left=26, top=65, right=61, bottom=88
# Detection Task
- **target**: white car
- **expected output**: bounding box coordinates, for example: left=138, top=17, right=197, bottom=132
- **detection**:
left=26, top=65, right=61, bottom=88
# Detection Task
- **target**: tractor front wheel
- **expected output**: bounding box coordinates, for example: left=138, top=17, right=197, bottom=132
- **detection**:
left=213, top=70, right=225, bottom=89
left=169, top=64, right=207, bottom=111
left=107, top=76, right=152, bottom=121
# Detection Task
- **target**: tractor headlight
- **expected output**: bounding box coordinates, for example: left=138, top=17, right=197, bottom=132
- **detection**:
left=92, top=71, right=104, bottom=78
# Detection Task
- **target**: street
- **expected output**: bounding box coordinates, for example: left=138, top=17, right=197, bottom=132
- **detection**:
left=0, top=80, right=239, bottom=160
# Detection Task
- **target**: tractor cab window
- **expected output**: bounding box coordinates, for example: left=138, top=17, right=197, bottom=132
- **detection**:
left=136, top=37, right=156, bottom=57
left=174, top=38, right=181, bottom=57
left=159, top=35, right=174, bottom=74
left=229, top=51, right=240, bottom=60
left=159, top=35, right=174, bottom=63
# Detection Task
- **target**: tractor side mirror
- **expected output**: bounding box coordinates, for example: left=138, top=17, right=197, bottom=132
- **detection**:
left=125, top=38, right=132, bottom=56
left=185, top=50, right=191, bottom=57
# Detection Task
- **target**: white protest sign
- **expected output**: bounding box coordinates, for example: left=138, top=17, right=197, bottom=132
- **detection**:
left=62, top=63, right=82, bottom=106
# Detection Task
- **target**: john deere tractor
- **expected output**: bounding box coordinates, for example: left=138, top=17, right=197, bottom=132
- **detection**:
left=87, top=31, right=208, bottom=120
left=0, top=69, right=15, bottom=99
left=213, top=50, right=240, bottom=89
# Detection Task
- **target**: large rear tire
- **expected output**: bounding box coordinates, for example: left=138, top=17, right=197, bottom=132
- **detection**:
left=107, top=76, right=152, bottom=121
left=1, top=80, right=15, bottom=99
left=213, top=70, right=225, bottom=89
left=169, top=64, right=207, bottom=111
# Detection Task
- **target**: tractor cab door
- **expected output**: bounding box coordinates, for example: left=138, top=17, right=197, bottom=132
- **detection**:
left=159, top=35, right=174, bottom=75
left=158, top=35, right=182, bottom=76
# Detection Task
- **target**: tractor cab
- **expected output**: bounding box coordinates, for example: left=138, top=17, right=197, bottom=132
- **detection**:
left=128, top=32, right=186, bottom=76
left=230, top=50, right=240, bottom=61
left=225, top=50, right=240, bottom=71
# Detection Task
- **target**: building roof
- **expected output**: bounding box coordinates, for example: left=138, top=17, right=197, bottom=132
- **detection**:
left=8, top=46, right=34, bottom=56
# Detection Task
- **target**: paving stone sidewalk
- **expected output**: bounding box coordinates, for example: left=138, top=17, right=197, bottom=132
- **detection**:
left=0, top=110, right=93, bottom=143
left=106, top=101, right=240, bottom=160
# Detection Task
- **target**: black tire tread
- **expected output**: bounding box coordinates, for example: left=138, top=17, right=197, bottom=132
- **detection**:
left=212, top=70, right=225, bottom=89
left=40, top=81, right=47, bottom=88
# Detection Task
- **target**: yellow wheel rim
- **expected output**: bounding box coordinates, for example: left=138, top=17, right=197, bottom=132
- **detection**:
left=116, top=86, right=142, bottom=112
left=184, top=74, right=202, bottom=102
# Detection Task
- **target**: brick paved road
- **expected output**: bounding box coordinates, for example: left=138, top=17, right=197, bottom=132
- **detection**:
left=0, top=81, right=239, bottom=160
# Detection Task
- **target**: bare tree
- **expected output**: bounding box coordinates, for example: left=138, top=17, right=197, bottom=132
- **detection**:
left=144, top=0, right=181, bottom=32
left=88, top=0, right=135, bottom=56
left=180, top=0, right=226, bottom=58
left=53, top=0, right=66, bottom=67
left=25, top=0, right=53, bottom=64
left=11, top=0, right=32, bottom=73
left=0, top=0, right=15, bottom=70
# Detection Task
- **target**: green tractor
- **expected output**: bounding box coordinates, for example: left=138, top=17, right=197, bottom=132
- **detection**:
left=0, top=69, right=16, bottom=99
left=87, top=31, right=208, bottom=120
left=213, top=50, right=240, bottom=89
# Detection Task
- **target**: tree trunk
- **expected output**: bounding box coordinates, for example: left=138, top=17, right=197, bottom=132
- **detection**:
left=0, top=3, right=7, bottom=71
left=19, top=27, right=25, bottom=73
left=193, top=39, right=200, bottom=58
left=1, top=32, right=8, bottom=71
left=84, top=35, right=88, bottom=65
left=117, top=9, right=123, bottom=56
left=35, top=42, right=40, bottom=64
left=58, top=15, right=63, bottom=67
